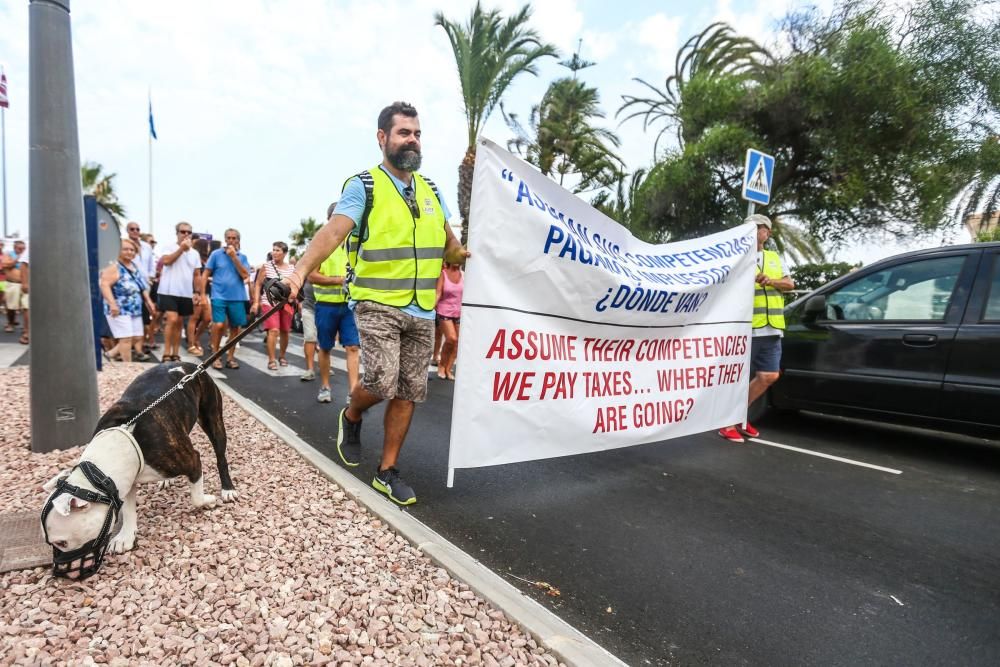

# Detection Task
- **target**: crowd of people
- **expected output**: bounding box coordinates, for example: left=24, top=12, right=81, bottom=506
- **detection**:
left=97, top=220, right=464, bottom=384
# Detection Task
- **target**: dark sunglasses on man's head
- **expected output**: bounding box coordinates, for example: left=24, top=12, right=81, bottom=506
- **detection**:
left=403, top=188, right=420, bottom=219
left=177, top=229, right=192, bottom=235
left=127, top=226, right=139, bottom=232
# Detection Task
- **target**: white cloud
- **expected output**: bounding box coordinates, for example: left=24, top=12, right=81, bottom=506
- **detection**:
left=636, top=13, right=684, bottom=76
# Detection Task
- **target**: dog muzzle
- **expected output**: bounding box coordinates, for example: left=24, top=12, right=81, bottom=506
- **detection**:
left=40, top=461, right=124, bottom=580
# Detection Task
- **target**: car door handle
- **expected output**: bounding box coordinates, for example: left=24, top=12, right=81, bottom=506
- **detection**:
left=902, top=334, right=937, bottom=347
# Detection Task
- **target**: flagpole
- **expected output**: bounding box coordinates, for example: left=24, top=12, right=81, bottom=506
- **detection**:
left=2, top=105, right=7, bottom=238
left=148, top=119, right=152, bottom=234
left=1, top=67, right=8, bottom=238
left=148, top=90, right=153, bottom=235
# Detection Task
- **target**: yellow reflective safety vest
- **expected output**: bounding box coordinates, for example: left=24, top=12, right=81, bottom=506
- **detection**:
left=313, top=243, right=349, bottom=304
left=346, top=166, right=446, bottom=310
left=753, top=249, right=786, bottom=329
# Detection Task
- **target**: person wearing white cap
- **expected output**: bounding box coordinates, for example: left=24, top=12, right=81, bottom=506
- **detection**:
left=719, top=214, right=795, bottom=443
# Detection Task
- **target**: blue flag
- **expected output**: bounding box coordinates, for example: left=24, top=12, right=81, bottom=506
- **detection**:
left=148, top=99, right=157, bottom=140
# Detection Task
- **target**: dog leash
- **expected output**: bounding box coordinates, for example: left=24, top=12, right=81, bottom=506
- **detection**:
left=126, top=278, right=292, bottom=428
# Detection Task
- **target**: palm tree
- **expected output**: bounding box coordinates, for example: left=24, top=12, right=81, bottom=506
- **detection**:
left=435, top=2, right=558, bottom=244
left=955, top=134, right=1000, bottom=239
left=504, top=76, right=624, bottom=193
left=591, top=168, right=647, bottom=230
left=81, top=161, right=126, bottom=218
left=770, top=219, right=826, bottom=265
left=289, top=217, right=320, bottom=261
left=618, top=22, right=773, bottom=157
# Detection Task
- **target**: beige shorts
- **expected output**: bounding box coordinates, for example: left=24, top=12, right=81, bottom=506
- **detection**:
left=301, top=307, right=317, bottom=343
left=354, top=301, right=434, bottom=402
left=4, top=283, right=28, bottom=310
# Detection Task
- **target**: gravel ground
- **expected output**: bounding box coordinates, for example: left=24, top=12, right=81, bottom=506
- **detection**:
left=0, top=364, right=562, bottom=667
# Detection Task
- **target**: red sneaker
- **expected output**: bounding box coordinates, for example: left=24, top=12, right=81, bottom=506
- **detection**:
left=717, top=427, right=745, bottom=443
left=738, top=422, right=760, bottom=438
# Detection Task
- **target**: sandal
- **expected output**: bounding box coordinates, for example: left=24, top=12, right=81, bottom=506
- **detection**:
left=267, top=360, right=278, bottom=371
left=226, top=359, right=240, bottom=369
left=187, top=346, right=204, bottom=357
left=212, top=358, right=224, bottom=370
left=3, top=325, right=13, bottom=333
left=19, top=334, right=29, bottom=345
left=278, top=358, right=288, bottom=367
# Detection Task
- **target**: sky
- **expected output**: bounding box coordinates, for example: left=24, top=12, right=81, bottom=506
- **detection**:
left=0, top=0, right=970, bottom=266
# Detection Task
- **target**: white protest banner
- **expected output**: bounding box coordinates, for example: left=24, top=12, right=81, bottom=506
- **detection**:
left=447, top=139, right=756, bottom=484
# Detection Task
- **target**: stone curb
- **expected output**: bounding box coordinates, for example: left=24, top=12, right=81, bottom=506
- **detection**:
left=215, top=380, right=628, bottom=667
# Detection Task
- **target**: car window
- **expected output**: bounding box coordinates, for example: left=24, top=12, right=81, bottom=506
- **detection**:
left=985, top=255, right=1000, bottom=321
left=825, top=255, right=965, bottom=321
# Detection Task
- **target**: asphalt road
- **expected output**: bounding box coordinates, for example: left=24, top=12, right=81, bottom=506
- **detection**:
left=196, top=331, right=1000, bottom=665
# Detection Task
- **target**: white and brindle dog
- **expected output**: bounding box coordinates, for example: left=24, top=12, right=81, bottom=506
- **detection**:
left=41, top=362, right=237, bottom=577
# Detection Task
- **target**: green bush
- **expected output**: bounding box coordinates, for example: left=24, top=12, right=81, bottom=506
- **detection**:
left=790, top=261, right=860, bottom=293
left=975, top=227, right=1000, bottom=242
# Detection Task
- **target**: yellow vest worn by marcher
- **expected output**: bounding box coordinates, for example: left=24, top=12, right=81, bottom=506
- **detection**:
left=313, top=244, right=349, bottom=304
left=346, top=166, right=446, bottom=310
left=753, top=249, right=786, bottom=329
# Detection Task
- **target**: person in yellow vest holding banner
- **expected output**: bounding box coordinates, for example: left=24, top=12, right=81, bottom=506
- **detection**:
left=285, top=102, right=470, bottom=505
left=310, top=201, right=360, bottom=405
left=719, top=214, right=795, bottom=443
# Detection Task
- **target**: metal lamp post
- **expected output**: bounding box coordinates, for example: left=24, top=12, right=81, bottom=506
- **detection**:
left=29, top=0, right=99, bottom=452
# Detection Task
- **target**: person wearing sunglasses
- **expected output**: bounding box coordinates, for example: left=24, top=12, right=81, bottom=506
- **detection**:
left=285, top=101, right=469, bottom=506
left=156, top=222, right=201, bottom=362
left=125, top=222, right=156, bottom=358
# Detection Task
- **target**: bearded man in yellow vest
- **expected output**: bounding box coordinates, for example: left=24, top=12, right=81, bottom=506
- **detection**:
left=719, top=214, right=795, bottom=443
left=286, top=102, right=470, bottom=505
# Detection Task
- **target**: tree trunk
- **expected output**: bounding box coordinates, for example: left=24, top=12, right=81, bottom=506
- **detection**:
left=458, top=146, right=476, bottom=246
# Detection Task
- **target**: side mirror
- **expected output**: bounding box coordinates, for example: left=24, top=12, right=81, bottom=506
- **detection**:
left=803, top=294, right=826, bottom=319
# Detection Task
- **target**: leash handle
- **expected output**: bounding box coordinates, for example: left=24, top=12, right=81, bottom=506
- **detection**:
left=195, top=297, right=287, bottom=373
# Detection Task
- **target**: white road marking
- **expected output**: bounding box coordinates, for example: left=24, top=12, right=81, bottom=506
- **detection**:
left=748, top=437, right=903, bottom=475
left=890, top=595, right=904, bottom=606
left=0, top=342, right=26, bottom=367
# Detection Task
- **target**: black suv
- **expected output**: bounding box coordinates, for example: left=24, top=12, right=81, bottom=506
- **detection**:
left=761, top=242, right=1000, bottom=436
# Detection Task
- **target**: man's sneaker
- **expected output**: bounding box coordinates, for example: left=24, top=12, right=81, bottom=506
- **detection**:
left=372, top=467, right=416, bottom=506
left=300, top=370, right=315, bottom=381
left=718, top=427, right=745, bottom=443
left=738, top=422, right=760, bottom=438
left=336, top=408, right=362, bottom=467
left=317, top=387, right=332, bottom=403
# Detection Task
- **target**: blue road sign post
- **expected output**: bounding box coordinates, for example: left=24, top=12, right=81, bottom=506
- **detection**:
left=742, top=148, right=775, bottom=216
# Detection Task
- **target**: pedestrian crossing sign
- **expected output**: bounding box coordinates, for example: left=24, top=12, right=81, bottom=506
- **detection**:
left=742, top=149, right=775, bottom=206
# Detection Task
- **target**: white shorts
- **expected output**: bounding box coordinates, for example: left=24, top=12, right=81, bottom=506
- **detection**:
left=301, top=307, right=317, bottom=343
left=106, top=313, right=144, bottom=339
left=5, top=283, right=28, bottom=310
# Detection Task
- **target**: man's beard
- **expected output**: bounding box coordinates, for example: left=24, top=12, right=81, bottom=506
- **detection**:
left=387, top=144, right=422, bottom=172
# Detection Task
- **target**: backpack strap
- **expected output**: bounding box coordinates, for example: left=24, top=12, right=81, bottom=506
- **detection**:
left=421, top=175, right=444, bottom=211
left=356, top=170, right=375, bottom=244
